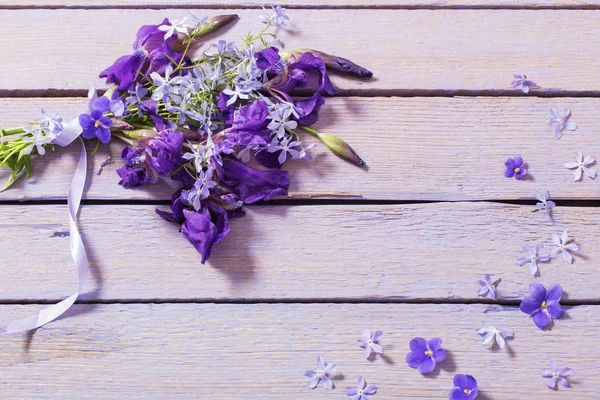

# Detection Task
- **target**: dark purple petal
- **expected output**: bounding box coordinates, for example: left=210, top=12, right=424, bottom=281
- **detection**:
left=117, top=165, right=150, bottom=188
left=519, top=297, right=542, bottom=315
left=432, top=349, right=447, bottom=363
left=255, top=149, right=283, bottom=169
left=91, top=96, right=111, bottom=113
left=504, top=158, right=516, bottom=169
left=532, top=310, right=552, bottom=329
left=255, top=47, right=281, bottom=73
left=503, top=167, right=516, bottom=178
left=296, top=93, right=326, bottom=126
left=99, top=50, right=149, bottom=92
left=220, top=157, right=289, bottom=203
left=449, top=387, right=470, bottom=400
left=547, top=303, right=564, bottom=319
left=529, top=283, right=547, bottom=303
left=406, top=350, right=428, bottom=368
left=462, top=375, right=477, bottom=391
left=134, top=18, right=173, bottom=52
left=233, top=100, right=269, bottom=131
left=181, top=208, right=219, bottom=264
left=513, top=156, right=523, bottom=167
left=428, top=337, right=442, bottom=351
left=145, top=129, right=184, bottom=175
left=515, top=167, right=527, bottom=180
left=546, top=284, right=563, bottom=303
left=140, top=99, right=169, bottom=131
left=418, top=357, right=435, bottom=374
left=78, top=113, right=93, bottom=130
left=409, top=337, right=428, bottom=352
left=148, top=43, right=186, bottom=77
left=96, top=126, right=112, bottom=143
left=453, top=374, right=468, bottom=389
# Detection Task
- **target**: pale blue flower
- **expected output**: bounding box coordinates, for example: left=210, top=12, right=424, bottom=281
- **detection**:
left=550, top=230, right=578, bottom=264
left=357, top=329, right=383, bottom=359
left=547, top=107, right=577, bottom=139
left=540, top=359, right=573, bottom=390
left=477, top=326, right=514, bottom=349
left=304, top=356, right=335, bottom=390
left=516, top=243, right=551, bottom=276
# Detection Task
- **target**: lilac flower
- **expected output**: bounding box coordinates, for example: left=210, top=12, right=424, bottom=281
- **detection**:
left=564, top=151, right=596, bottom=181
left=516, top=244, right=551, bottom=276
left=503, top=156, right=527, bottom=180
left=344, top=377, right=377, bottom=400
left=550, top=230, right=578, bottom=264
left=183, top=168, right=218, bottom=211
left=22, top=125, right=55, bottom=156
left=477, top=326, right=514, bottom=349
left=449, top=374, right=478, bottom=400
left=519, top=283, right=564, bottom=330
left=258, top=4, right=290, bottom=27
left=534, top=190, right=555, bottom=221
left=547, top=107, right=577, bottom=139
left=357, top=329, right=383, bottom=359
left=540, top=359, right=573, bottom=390
left=510, top=74, right=537, bottom=93
left=267, top=137, right=302, bottom=164
left=304, top=356, right=335, bottom=390
left=477, top=274, right=500, bottom=300
left=406, top=337, right=447, bottom=374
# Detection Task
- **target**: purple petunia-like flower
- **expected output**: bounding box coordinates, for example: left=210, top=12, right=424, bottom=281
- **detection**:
left=304, top=356, right=336, bottom=390
left=510, top=74, right=537, bottom=94
left=504, top=156, right=527, bottom=180
left=406, top=337, right=447, bottom=374
left=357, top=329, right=383, bottom=359
left=477, top=274, right=499, bottom=300
left=540, top=359, right=573, bottom=390
left=79, top=96, right=113, bottom=143
left=344, top=377, right=377, bottom=400
left=519, top=283, right=564, bottom=330
left=449, top=374, right=478, bottom=400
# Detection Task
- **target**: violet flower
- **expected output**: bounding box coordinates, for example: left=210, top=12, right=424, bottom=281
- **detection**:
left=449, top=374, right=478, bottom=400
left=255, top=47, right=283, bottom=74
left=304, top=356, right=336, bottom=390
left=477, top=326, right=514, bottom=349
left=510, top=74, right=537, bottom=93
left=547, top=107, right=577, bottom=139
left=533, top=190, right=555, bottom=221
left=406, top=337, right=447, bottom=374
left=540, top=359, right=573, bottom=390
left=117, top=145, right=156, bottom=188
left=564, top=151, right=596, bottom=181
left=344, top=377, right=377, bottom=400
left=503, top=156, right=526, bottom=180
left=550, top=230, right=578, bottom=264
left=357, top=329, right=383, bottom=359
left=519, top=283, right=564, bottom=330
left=79, top=96, right=113, bottom=143
left=515, top=244, right=551, bottom=276
left=219, top=157, right=289, bottom=204
left=477, top=274, right=500, bottom=300
left=144, top=129, right=184, bottom=175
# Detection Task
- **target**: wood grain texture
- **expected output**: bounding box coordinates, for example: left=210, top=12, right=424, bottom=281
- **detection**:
left=1, top=202, right=597, bottom=301
left=1, top=9, right=600, bottom=92
left=0, top=303, right=597, bottom=399
left=2, top=97, right=600, bottom=201
left=2, top=0, right=600, bottom=7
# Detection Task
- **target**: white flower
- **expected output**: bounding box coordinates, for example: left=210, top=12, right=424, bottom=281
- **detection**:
left=564, top=151, right=596, bottom=181
left=547, top=107, right=577, bottom=139
left=158, top=18, right=191, bottom=40
left=550, top=230, right=579, bottom=264
left=515, top=243, right=550, bottom=276
left=22, top=125, right=55, bottom=156
left=477, top=326, right=514, bottom=349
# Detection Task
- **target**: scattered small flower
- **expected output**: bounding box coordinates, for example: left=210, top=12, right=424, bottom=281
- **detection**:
left=519, top=283, right=564, bottom=330
left=258, top=4, right=290, bottom=27
left=540, top=359, right=573, bottom=390
left=547, top=107, right=577, bottom=139
left=406, top=337, right=447, bottom=374
left=449, top=374, right=478, bottom=400
left=550, top=230, right=579, bottom=264
left=503, top=156, right=527, bottom=180
left=516, top=243, right=551, bottom=276
left=304, top=356, right=336, bottom=390
left=344, top=376, right=377, bottom=400
left=510, top=74, right=537, bottom=94
left=477, top=274, right=500, bottom=300
left=533, top=190, right=555, bottom=222
left=564, top=151, right=596, bottom=181
left=357, top=329, right=383, bottom=359
left=477, top=326, right=514, bottom=349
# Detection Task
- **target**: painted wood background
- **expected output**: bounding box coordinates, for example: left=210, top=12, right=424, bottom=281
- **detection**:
left=0, top=1, right=598, bottom=399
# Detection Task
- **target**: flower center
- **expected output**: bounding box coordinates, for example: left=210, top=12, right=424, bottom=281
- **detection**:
left=464, top=389, right=472, bottom=395
left=94, top=120, right=102, bottom=128
left=424, top=350, right=433, bottom=357
left=358, top=390, right=364, bottom=395
left=368, top=340, right=372, bottom=345
left=316, top=369, right=323, bottom=377
left=541, top=301, right=547, bottom=310
left=514, top=167, right=520, bottom=173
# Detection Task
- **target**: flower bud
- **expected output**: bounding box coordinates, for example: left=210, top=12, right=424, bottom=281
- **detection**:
left=120, top=129, right=158, bottom=140
left=109, top=119, right=133, bottom=132
left=315, top=132, right=365, bottom=167
left=194, top=14, right=238, bottom=37
left=282, top=48, right=372, bottom=78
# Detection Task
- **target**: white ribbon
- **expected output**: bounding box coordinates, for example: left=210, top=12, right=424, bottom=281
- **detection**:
left=7, top=121, right=89, bottom=333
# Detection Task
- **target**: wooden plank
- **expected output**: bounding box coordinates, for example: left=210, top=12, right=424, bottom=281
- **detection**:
left=2, top=96, right=600, bottom=201
left=1, top=202, right=598, bottom=301
left=2, top=0, right=600, bottom=7
left=0, top=303, right=598, bottom=399
left=1, top=10, right=600, bottom=92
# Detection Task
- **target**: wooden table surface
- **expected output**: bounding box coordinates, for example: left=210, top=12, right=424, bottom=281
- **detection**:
left=1, top=1, right=599, bottom=399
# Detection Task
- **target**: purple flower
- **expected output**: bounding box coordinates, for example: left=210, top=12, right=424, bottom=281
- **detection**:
left=304, top=356, right=336, bottom=390
left=540, top=359, right=573, bottom=390
left=79, top=96, right=113, bottom=143
left=255, top=47, right=282, bottom=74
left=406, top=337, right=447, bottom=374
left=516, top=244, right=551, bottom=276
left=510, top=74, right=537, bottom=93
left=145, top=129, right=184, bottom=175
left=519, top=283, right=564, bottom=329
left=534, top=190, right=555, bottom=221
left=219, top=157, right=289, bottom=204
left=503, top=156, right=527, bottom=180
left=449, top=374, right=478, bottom=400
left=295, top=93, right=326, bottom=126
left=550, top=230, right=579, bottom=264
left=117, top=145, right=156, bottom=188
left=344, top=377, right=377, bottom=400
left=477, top=274, right=499, bottom=300
left=357, top=329, right=383, bottom=359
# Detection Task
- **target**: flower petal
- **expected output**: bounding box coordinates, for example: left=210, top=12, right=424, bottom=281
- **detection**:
left=564, top=161, right=579, bottom=169
left=496, top=333, right=506, bottom=349
left=406, top=350, right=427, bottom=368
left=533, top=310, right=552, bottom=329
left=372, top=330, right=383, bottom=342
left=357, top=339, right=367, bottom=348
left=573, top=167, right=583, bottom=181
left=559, top=377, right=570, bottom=387
left=307, top=374, right=320, bottom=389
left=321, top=375, right=333, bottom=390
left=433, top=349, right=447, bottom=363
left=520, top=297, right=541, bottom=315
left=540, top=369, right=554, bottom=378
left=362, top=329, right=371, bottom=340
left=529, top=283, right=547, bottom=302
left=363, top=385, right=378, bottom=395
left=417, top=356, right=436, bottom=374
left=357, top=377, right=365, bottom=390
left=583, top=166, right=596, bottom=179
left=317, top=356, right=325, bottom=370
left=371, top=343, right=383, bottom=354
left=427, top=337, right=442, bottom=351
left=409, top=337, right=428, bottom=352
left=559, top=367, right=573, bottom=376
left=546, top=284, right=563, bottom=302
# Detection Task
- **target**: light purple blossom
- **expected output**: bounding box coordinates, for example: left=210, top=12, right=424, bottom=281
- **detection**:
left=550, top=230, right=578, bottom=264
left=534, top=190, right=555, bottom=221
left=477, top=326, right=514, bottom=349
left=477, top=274, right=499, bottom=300
left=267, top=137, right=302, bottom=164
left=564, top=151, right=596, bottom=181
left=510, top=73, right=537, bottom=93
left=540, top=359, right=573, bottom=390
left=357, top=329, right=383, bottom=359
left=503, top=156, right=526, bottom=180
left=304, top=356, right=336, bottom=390
left=516, top=244, right=551, bottom=276
left=449, top=374, right=478, bottom=400
left=406, top=337, right=447, bottom=374
left=519, top=283, right=564, bottom=330
left=258, top=4, right=290, bottom=27
left=344, top=377, right=377, bottom=400
left=547, top=107, right=577, bottom=139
